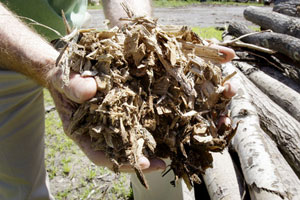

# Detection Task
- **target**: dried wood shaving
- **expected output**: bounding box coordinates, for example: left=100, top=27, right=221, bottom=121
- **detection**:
left=57, top=12, right=236, bottom=189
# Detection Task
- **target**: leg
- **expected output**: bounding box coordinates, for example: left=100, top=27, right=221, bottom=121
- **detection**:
left=0, top=70, right=53, bottom=200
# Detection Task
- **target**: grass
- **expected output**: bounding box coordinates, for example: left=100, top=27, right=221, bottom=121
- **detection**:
left=192, top=26, right=223, bottom=41
left=88, top=0, right=262, bottom=9
left=88, top=4, right=103, bottom=9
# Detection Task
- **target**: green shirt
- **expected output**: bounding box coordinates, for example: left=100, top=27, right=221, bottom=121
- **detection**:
left=1, top=0, right=87, bottom=41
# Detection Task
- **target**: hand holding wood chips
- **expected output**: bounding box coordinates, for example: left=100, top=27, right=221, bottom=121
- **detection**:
left=56, top=12, right=237, bottom=189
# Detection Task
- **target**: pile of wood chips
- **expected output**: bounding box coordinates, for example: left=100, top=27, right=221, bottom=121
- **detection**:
left=57, top=11, right=236, bottom=189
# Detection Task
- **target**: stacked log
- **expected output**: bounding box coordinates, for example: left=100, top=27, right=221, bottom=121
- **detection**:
left=273, top=0, right=300, bottom=17
left=201, top=2, right=300, bottom=199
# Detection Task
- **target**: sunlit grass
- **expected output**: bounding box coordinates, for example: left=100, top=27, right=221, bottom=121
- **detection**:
left=192, top=26, right=223, bottom=41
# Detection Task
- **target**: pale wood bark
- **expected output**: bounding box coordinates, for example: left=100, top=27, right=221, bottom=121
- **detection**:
left=223, top=62, right=300, bottom=178
left=227, top=22, right=300, bottom=63
left=258, top=65, right=300, bottom=92
left=236, top=62, right=300, bottom=121
left=223, top=62, right=300, bottom=200
left=203, top=150, right=246, bottom=200
left=261, top=131, right=300, bottom=200
left=274, top=0, right=300, bottom=18
left=244, top=6, right=300, bottom=39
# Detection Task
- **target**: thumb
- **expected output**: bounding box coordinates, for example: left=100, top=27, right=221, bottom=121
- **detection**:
left=52, top=69, right=97, bottom=104
left=65, top=73, right=97, bottom=103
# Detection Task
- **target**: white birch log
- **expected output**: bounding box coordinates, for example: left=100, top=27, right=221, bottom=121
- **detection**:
left=261, top=130, right=300, bottom=200
left=223, top=62, right=300, bottom=199
left=203, top=150, right=246, bottom=200
left=225, top=62, right=300, bottom=177
left=236, top=62, right=300, bottom=121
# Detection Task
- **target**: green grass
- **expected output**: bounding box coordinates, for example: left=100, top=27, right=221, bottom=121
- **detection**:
left=192, top=26, right=223, bottom=41
left=88, top=4, right=103, bottom=9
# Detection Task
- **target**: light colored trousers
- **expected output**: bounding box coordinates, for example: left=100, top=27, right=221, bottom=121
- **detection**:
left=0, top=70, right=53, bottom=200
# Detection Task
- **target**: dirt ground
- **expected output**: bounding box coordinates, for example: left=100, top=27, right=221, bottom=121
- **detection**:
left=88, top=4, right=272, bottom=29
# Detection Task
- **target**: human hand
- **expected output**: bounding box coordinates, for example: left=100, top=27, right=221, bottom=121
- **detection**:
left=48, top=69, right=166, bottom=173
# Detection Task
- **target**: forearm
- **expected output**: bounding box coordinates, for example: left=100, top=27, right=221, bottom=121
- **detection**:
left=102, top=0, right=152, bottom=27
left=0, top=3, right=59, bottom=88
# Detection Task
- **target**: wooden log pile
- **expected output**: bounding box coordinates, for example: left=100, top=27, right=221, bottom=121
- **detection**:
left=202, top=1, right=300, bottom=199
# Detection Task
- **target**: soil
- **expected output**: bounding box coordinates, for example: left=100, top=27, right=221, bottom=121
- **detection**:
left=88, top=4, right=272, bottom=30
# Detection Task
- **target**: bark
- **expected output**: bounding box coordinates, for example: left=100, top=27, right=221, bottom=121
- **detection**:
left=244, top=6, right=300, bottom=39
left=203, top=150, right=246, bottom=200
left=258, top=65, right=300, bottom=92
left=223, top=62, right=300, bottom=178
left=223, top=62, right=300, bottom=200
left=261, top=131, right=300, bottom=200
left=236, top=62, right=300, bottom=121
left=227, top=22, right=300, bottom=63
left=222, top=30, right=300, bottom=83
left=274, top=0, right=300, bottom=18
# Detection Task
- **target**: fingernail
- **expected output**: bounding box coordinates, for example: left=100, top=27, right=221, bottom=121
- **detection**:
left=138, top=157, right=150, bottom=169
left=224, top=117, right=231, bottom=126
left=224, top=83, right=236, bottom=98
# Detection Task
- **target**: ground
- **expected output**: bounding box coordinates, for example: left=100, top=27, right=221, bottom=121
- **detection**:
left=87, top=4, right=272, bottom=29
left=45, top=90, right=132, bottom=200
left=46, top=4, right=272, bottom=200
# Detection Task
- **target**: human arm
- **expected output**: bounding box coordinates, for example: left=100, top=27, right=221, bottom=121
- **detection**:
left=0, top=3, right=58, bottom=87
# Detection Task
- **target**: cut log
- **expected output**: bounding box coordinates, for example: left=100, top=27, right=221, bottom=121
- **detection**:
left=227, top=22, right=300, bottom=63
left=274, top=0, right=300, bottom=18
left=244, top=6, right=300, bottom=39
left=203, top=150, right=246, bottom=200
left=236, top=62, right=300, bottom=121
left=223, top=62, right=300, bottom=199
left=223, top=62, right=300, bottom=178
left=222, top=30, right=300, bottom=83
left=258, top=64, right=300, bottom=93
left=261, top=131, right=300, bottom=200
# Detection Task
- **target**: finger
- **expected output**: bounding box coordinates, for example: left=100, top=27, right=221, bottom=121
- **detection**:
left=119, top=157, right=166, bottom=173
left=65, top=73, right=97, bottom=103
left=217, top=116, right=231, bottom=129
left=223, top=82, right=237, bottom=99
left=138, top=156, right=151, bottom=169
left=210, top=44, right=236, bottom=63
left=142, top=158, right=166, bottom=173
